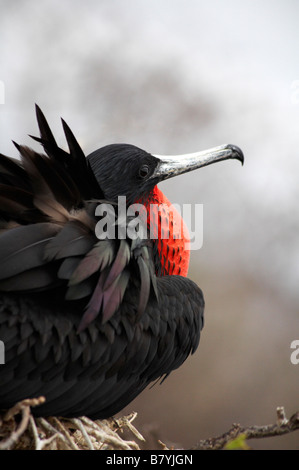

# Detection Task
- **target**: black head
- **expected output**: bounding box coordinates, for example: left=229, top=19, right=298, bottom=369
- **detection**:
left=31, top=106, right=244, bottom=206
left=87, top=142, right=244, bottom=205
left=87, top=144, right=161, bottom=204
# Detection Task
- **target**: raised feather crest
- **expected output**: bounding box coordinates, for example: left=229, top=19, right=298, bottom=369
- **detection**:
left=0, top=105, right=158, bottom=330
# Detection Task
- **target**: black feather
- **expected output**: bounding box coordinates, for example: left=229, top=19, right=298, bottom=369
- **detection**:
left=44, top=221, right=95, bottom=261
left=0, top=223, right=60, bottom=281
left=0, top=106, right=205, bottom=421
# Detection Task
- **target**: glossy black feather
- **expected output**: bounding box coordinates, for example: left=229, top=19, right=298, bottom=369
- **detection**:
left=0, top=223, right=61, bottom=280
left=0, top=107, right=204, bottom=419
left=31, top=105, right=102, bottom=200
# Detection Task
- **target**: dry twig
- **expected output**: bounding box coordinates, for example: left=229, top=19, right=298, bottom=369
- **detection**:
left=194, top=407, right=299, bottom=450
left=0, top=397, right=145, bottom=450
left=1, top=398, right=298, bottom=450
left=0, top=396, right=45, bottom=450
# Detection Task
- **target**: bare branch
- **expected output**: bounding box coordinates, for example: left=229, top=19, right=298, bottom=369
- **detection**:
left=194, top=407, right=299, bottom=450
left=0, top=398, right=145, bottom=450
left=0, top=407, right=31, bottom=450
left=1, top=399, right=298, bottom=450
left=2, top=396, right=45, bottom=422
left=0, top=396, right=46, bottom=450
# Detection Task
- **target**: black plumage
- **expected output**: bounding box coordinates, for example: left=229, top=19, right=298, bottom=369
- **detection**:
left=0, top=106, right=243, bottom=419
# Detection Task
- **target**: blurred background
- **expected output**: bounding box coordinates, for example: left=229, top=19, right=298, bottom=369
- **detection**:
left=1, top=0, right=299, bottom=449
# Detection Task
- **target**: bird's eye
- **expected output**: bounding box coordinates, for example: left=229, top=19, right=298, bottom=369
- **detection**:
left=139, top=165, right=150, bottom=178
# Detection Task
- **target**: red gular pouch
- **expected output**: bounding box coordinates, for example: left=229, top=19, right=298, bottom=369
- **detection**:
left=141, top=185, right=190, bottom=278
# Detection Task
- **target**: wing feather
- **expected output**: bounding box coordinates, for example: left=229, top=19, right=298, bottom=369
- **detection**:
left=0, top=106, right=159, bottom=331
left=0, top=223, right=61, bottom=281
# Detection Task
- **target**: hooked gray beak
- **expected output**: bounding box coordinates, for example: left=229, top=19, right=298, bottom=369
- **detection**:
left=151, top=144, right=244, bottom=180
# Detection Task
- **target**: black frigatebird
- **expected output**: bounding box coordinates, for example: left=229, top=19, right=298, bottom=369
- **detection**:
left=0, top=106, right=243, bottom=419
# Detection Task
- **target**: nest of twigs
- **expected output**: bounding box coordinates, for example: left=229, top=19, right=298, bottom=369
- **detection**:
left=0, top=396, right=153, bottom=450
